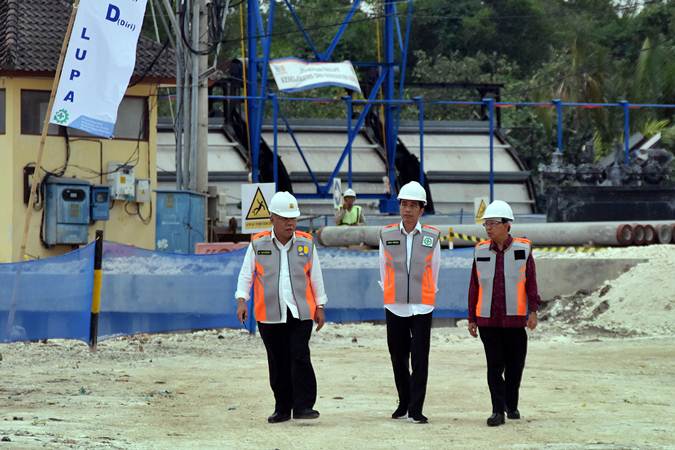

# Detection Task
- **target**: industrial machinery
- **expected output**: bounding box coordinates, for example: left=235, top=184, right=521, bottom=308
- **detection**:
left=539, top=134, right=674, bottom=221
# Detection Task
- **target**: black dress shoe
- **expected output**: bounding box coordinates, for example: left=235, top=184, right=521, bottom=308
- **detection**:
left=506, top=409, right=520, bottom=420
left=408, top=413, right=428, bottom=424
left=267, top=411, right=291, bottom=423
left=391, top=405, right=407, bottom=419
left=293, top=408, right=320, bottom=419
left=487, top=412, right=505, bottom=427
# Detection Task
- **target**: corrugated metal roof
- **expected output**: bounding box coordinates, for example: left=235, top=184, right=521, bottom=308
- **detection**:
left=261, top=131, right=385, bottom=175
left=157, top=131, right=246, bottom=173
left=398, top=133, right=522, bottom=172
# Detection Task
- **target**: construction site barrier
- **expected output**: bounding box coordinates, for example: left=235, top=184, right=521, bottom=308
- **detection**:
left=1, top=244, right=95, bottom=343
left=1, top=242, right=475, bottom=343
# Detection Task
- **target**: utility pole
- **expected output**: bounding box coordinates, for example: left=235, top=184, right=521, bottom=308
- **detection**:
left=159, top=0, right=212, bottom=192
left=196, top=0, right=209, bottom=193
left=188, top=0, right=200, bottom=191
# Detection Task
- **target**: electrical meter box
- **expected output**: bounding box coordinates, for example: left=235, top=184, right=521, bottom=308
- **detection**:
left=135, top=179, right=151, bottom=203
left=155, top=190, right=206, bottom=254
left=90, top=185, right=111, bottom=221
left=44, top=178, right=91, bottom=245
left=107, top=163, right=135, bottom=201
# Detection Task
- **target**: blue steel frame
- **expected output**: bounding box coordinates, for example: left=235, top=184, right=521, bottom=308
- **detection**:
left=208, top=89, right=675, bottom=207
left=245, top=0, right=414, bottom=213
left=242, top=1, right=673, bottom=210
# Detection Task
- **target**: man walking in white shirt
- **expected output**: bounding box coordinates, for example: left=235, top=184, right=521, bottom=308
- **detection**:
left=235, top=191, right=327, bottom=423
left=379, top=181, right=441, bottom=424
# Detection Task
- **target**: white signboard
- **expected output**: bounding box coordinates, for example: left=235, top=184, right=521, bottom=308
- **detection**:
left=332, top=177, right=342, bottom=210
left=241, top=183, right=275, bottom=234
left=474, top=197, right=489, bottom=223
left=269, top=58, right=362, bottom=94
left=50, top=0, right=148, bottom=138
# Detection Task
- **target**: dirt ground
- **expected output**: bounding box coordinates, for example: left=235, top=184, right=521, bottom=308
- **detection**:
left=2, top=322, right=674, bottom=450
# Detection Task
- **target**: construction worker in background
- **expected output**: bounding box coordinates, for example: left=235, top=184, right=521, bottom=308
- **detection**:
left=235, top=191, right=327, bottom=424
left=378, top=181, right=441, bottom=424
left=335, top=188, right=366, bottom=225
left=466, top=200, right=541, bottom=427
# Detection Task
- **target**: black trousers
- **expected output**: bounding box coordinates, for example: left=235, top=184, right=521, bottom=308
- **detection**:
left=478, top=327, right=528, bottom=413
left=258, top=311, right=316, bottom=414
left=385, top=309, right=432, bottom=416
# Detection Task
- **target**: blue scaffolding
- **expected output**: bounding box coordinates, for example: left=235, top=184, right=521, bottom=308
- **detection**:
left=244, top=0, right=413, bottom=213
left=237, top=0, right=675, bottom=210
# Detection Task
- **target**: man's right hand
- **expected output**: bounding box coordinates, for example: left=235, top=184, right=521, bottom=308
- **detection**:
left=236, top=299, right=248, bottom=323
left=468, top=321, right=478, bottom=338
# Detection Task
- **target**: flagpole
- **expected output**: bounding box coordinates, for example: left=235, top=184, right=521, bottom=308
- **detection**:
left=19, top=0, right=80, bottom=260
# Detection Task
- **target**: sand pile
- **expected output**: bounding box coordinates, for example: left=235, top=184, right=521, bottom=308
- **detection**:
left=538, top=244, right=675, bottom=337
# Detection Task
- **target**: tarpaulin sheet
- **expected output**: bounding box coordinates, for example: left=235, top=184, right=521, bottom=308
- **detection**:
left=319, top=247, right=473, bottom=322
left=1, top=243, right=473, bottom=343
left=99, top=242, right=245, bottom=339
left=0, top=244, right=95, bottom=343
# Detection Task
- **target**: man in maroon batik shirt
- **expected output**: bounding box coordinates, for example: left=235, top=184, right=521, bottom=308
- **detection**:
left=467, top=200, right=540, bottom=427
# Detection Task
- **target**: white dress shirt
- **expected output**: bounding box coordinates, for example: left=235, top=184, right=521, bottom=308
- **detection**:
left=235, top=230, right=328, bottom=324
left=379, top=221, right=441, bottom=317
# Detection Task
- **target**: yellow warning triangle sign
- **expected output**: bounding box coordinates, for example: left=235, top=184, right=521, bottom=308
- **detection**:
left=246, top=187, right=271, bottom=220
left=475, top=199, right=487, bottom=223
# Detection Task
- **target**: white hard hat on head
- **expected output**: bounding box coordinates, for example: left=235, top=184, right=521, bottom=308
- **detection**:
left=482, top=200, right=514, bottom=222
left=269, top=191, right=301, bottom=218
left=397, top=181, right=427, bottom=205
left=343, top=188, right=356, bottom=198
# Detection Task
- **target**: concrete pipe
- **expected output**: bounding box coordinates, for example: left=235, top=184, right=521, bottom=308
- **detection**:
left=317, top=221, right=675, bottom=248
left=631, top=224, right=645, bottom=246
left=642, top=224, right=657, bottom=245
left=656, top=224, right=673, bottom=244
left=615, top=224, right=633, bottom=246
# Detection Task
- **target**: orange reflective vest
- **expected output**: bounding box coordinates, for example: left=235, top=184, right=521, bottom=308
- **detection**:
left=251, top=230, right=316, bottom=322
left=474, top=237, right=531, bottom=318
left=380, top=223, right=440, bottom=306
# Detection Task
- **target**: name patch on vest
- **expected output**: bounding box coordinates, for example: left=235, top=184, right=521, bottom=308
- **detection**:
left=422, top=236, right=434, bottom=247
left=257, top=250, right=272, bottom=255
left=514, top=250, right=526, bottom=260
left=386, top=240, right=401, bottom=246
left=477, top=256, right=491, bottom=262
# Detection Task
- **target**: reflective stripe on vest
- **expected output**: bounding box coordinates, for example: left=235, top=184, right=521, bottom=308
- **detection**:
left=474, top=237, right=531, bottom=318
left=251, top=231, right=317, bottom=321
left=380, top=224, right=440, bottom=305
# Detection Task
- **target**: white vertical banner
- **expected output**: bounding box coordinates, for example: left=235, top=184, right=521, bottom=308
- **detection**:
left=50, top=0, right=148, bottom=138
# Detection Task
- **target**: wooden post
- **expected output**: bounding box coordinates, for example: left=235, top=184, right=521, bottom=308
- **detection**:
left=5, top=0, right=80, bottom=339
left=18, top=0, right=80, bottom=261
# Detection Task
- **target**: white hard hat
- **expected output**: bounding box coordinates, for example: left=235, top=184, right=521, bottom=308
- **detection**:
left=482, top=200, right=514, bottom=222
left=343, top=188, right=356, bottom=197
left=269, top=191, right=301, bottom=218
left=397, top=181, right=427, bottom=205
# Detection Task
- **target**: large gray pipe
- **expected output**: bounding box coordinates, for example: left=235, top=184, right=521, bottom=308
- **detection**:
left=317, top=221, right=675, bottom=247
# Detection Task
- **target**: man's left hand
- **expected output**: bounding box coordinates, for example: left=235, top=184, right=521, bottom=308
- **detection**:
left=314, top=307, right=325, bottom=332
left=527, top=311, right=538, bottom=330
